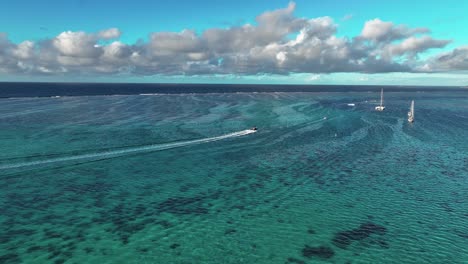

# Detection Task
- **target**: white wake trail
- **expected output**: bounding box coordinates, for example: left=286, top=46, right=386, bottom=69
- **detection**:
left=0, top=129, right=256, bottom=171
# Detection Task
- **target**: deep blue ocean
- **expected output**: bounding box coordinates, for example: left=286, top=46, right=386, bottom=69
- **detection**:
left=0, top=83, right=467, bottom=263
left=0, top=82, right=466, bottom=98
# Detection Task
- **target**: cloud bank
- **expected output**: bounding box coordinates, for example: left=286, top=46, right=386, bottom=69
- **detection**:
left=0, top=2, right=466, bottom=77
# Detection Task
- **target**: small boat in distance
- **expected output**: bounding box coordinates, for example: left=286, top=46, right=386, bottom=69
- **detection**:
left=408, top=100, right=414, bottom=123
left=347, top=103, right=355, bottom=106
left=251, top=127, right=257, bottom=131
left=375, top=88, right=385, bottom=111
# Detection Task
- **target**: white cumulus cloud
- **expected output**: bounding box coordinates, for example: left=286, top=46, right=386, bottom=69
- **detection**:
left=0, top=2, right=466, bottom=77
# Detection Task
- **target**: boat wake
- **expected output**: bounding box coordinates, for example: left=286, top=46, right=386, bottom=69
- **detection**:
left=0, top=129, right=256, bottom=171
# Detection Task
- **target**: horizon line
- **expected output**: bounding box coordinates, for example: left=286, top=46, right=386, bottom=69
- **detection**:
left=0, top=81, right=466, bottom=88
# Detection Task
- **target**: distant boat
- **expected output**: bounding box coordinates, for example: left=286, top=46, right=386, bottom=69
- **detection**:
left=347, top=103, right=355, bottom=106
left=408, top=100, right=414, bottom=123
left=375, top=88, right=385, bottom=111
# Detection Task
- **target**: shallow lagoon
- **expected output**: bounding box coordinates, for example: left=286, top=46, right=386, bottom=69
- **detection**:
left=0, top=91, right=467, bottom=263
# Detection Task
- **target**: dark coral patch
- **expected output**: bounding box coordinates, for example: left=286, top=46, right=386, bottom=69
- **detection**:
left=170, top=243, right=180, bottom=249
left=54, top=259, right=66, bottom=264
left=26, top=245, right=45, bottom=253
left=179, top=183, right=199, bottom=192
left=6, top=228, right=36, bottom=237
left=156, top=220, right=173, bottom=229
left=359, top=222, right=386, bottom=234
left=44, top=229, right=62, bottom=239
left=332, top=222, right=387, bottom=249
left=157, top=196, right=209, bottom=215
left=121, top=234, right=130, bottom=244
left=47, top=249, right=61, bottom=260
left=454, top=230, right=468, bottom=239
left=0, top=253, right=21, bottom=264
left=302, top=245, right=335, bottom=259
left=224, top=228, right=237, bottom=235
left=375, top=239, right=389, bottom=248
left=286, top=257, right=306, bottom=264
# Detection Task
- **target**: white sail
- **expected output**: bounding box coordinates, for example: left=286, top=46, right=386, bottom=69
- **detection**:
left=408, top=100, right=414, bottom=122
left=411, top=101, right=414, bottom=118
left=375, top=88, right=385, bottom=111
left=380, top=88, right=384, bottom=106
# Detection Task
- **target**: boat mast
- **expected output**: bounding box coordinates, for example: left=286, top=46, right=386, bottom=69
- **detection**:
left=380, top=89, right=384, bottom=107
left=411, top=100, right=414, bottom=118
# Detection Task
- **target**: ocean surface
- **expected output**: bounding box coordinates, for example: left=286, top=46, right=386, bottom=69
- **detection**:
left=0, top=83, right=467, bottom=263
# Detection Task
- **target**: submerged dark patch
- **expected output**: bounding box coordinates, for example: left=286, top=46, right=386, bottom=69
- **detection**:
left=5, top=228, right=36, bottom=237
left=286, top=257, right=306, bottom=264
left=26, top=245, right=45, bottom=253
left=47, top=249, right=62, bottom=260
left=54, top=259, right=66, bottom=264
left=224, top=228, right=236, bottom=235
left=179, top=183, right=199, bottom=192
left=170, top=243, right=180, bottom=249
left=374, top=239, right=389, bottom=248
left=44, top=229, right=62, bottom=239
left=302, top=245, right=335, bottom=259
left=157, top=195, right=210, bottom=215
left=454, top=230, right=468, bottom=239
left=0, top=253, right=21, bottom=264
left=332, top=222, right=387, bottom=249
left=156, top=220, right=173, bottom=229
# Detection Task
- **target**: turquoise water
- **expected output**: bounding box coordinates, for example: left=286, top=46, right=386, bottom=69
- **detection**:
left=0, top=92, right=467, bottom=263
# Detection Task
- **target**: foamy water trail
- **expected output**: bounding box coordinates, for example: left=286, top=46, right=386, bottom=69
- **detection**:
left=0, top=129, right=256, bottom=171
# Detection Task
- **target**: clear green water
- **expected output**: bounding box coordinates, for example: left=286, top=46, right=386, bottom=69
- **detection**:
left=0, top=92, right=467, bottom=263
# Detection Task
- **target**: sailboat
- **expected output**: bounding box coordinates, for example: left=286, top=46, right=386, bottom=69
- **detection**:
left=375, top=88, right=385, bottom=111
left=408, top=100, right=414, bottom=123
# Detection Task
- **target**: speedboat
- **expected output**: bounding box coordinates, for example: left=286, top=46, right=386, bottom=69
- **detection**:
left=251, top=127, right=257, bottom=131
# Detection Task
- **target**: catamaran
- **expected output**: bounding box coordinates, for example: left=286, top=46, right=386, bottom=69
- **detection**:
left=408, top=100, right=414, bottom=123
left=375, top=88, right=385, bottom=111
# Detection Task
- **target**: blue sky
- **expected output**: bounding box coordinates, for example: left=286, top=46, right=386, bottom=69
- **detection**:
left=1, top=0, right=468, bottom=85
